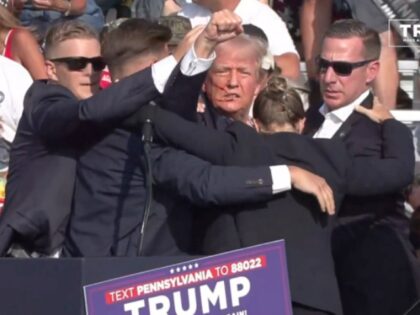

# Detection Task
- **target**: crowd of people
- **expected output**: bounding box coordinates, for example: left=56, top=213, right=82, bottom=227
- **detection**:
left=0, top=0, right=419, bottom=314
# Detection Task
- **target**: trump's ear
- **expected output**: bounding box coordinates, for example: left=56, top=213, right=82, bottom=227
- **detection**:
left=45, top=60, right=58, bottom=81
left=366, top=60, right=379, bottom=85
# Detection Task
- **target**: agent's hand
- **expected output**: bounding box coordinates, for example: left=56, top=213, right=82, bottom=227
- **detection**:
left=194, top=9, right=243, bottom=58
left=355, top=96, right=394, bottom=124
left=288, top=165, right=335, bottom=215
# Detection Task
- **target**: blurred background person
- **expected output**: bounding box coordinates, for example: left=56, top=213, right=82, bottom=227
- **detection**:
left=0, top=55, right=32, bottom=212
left=14, top=0, right=104, bottom=39
left=178, top=0, right=301, bottom=80
left=0, top=5, right=46, bottom=79
left=132, top=0, right=189, bottom=19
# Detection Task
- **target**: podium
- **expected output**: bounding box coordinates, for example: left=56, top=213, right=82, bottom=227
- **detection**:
left=0, top=257, right=190, bottom=315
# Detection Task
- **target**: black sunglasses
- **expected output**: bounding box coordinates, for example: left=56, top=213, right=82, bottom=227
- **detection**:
left=50, top=56, right=106, bottom=72
left=316, top=57, right=376, bottom=76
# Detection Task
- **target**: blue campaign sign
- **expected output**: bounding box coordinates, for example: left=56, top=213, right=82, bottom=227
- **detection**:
left=84, top=240, right=292, bottom=315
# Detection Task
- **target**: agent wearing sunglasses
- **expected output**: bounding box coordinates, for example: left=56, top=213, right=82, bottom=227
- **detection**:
left=46, top=55, right=106, bottom=101
left=0, top=16, right=241, bottom=258
left=305, top=19, right=417, bottom=315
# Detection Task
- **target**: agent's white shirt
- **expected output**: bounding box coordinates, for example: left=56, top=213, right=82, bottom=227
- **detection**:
left=314, top=90, right=370, bottom=139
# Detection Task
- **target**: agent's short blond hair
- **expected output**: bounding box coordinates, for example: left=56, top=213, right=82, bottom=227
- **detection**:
left=44, top=21, right=98, bottom=58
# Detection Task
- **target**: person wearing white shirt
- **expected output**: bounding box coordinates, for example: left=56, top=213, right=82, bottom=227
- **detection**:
left=0, top=56, right=32, bottom=172
left=178, top=0, right=300, bottom=79
left=0, top=56, right=32, bottom=145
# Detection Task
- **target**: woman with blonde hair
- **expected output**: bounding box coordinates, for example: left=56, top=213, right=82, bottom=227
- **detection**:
left=0, top=5, right=47, bottom=79
left=253, top=73, right=306, bottom=134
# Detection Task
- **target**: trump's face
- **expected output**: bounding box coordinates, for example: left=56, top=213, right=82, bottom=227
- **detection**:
left=204, top=40, right=263, bottom=122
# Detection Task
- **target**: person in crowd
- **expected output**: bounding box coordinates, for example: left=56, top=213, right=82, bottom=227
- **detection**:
left=0, top=55, right=32, bottom=207
left=304, top=19, right=419, bottom=315
left=0, top=5, right=46, bottom=79
left=158, top=15, right=193, bottom=53
left=178, top=0, right=300, bottom=80
left=63, top=15, right=332, bottom=257
left=13, top=0, right=104, bottom=38
left=131, top=69, right=413, bottom=315
left=0, top=55, right=32, bottom=149
left=133, top=0, right=189, bottom=19
left=0, top=16, right=236, bottom=257
left=0, top=0, right=8, bottom=10
left=300, top=0, right=398, bottom=109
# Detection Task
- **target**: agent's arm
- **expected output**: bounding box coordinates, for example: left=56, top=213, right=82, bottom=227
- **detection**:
left=153, top=146, right=335, bottom=214
left=30, top=9, right=244, bottom=143
left=345, top=100, right=414, bottom=195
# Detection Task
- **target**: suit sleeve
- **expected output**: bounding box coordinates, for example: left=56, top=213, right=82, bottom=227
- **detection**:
left=345, top=119, right=414, bottom=195
left=30, top=68, right=159, bottom=142
left=151, top=106, right=239, bottom=164
left=161, top=65, right=207, bottom=121
left=152, top=146, right=273, bottom=207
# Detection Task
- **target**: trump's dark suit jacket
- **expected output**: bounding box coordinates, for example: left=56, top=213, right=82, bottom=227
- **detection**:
left=143, top=105, right=414, bottom=315
left=0, top=67, right=162, bottom=256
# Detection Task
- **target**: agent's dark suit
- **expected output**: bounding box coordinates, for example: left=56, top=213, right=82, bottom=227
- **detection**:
left=305, top=94, right=419, bottom=315
left=63, top=132, right=276, bottom=257
left=0, top=67, right=162, bottom=256
left=141, top=105, right=414, bottom=315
